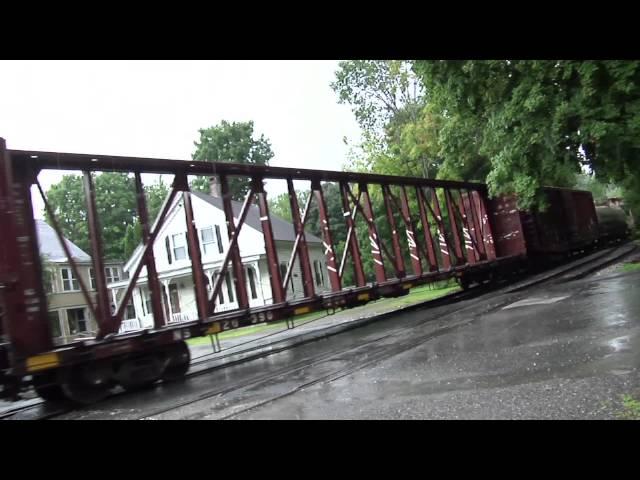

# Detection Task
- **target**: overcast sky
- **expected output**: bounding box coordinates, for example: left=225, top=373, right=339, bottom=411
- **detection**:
left=0, top=60, right=362, bottom=218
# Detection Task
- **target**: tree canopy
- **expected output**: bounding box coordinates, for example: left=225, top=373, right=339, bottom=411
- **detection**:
left=191, top=120, right=274, bottom=200
left=332, top=60, right=442, bottom=180
left=45, top=173, right=169, bottom=261
left=333, top=60, right=640, bottom=220
left=331, top=60, right=424, bottom=136
left=413, top=60, right=640, bottom=210
left=44, top=121, right=274, bottom=263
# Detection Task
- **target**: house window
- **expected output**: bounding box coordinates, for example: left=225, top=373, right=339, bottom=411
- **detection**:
left=89, top=267, right=119, bottom=288
left=48, top=311, right=62, bottom=338
left=61, top=268, right=79, bottom=292
left=215, top=225, right=223, bottom=254
left=67, top=308, right=87, bottom=335
left=169, top=284, right=181, bottom=314
left=105, top=267, right=120, bottom=283
left=140, top=287, right=152, bottom=316
left=313, top=260, right=324, bottom=287
left=247, top=266, right=258, bottom=299
left=125, top=301, right=136, bottom=320
left=89, top=268, right=96, bottom=289
left=200, top=226, right=216, bottom=256
left=144, top=289, right=152, bottom=315
left=172, top=233, right=187, bottom=261
left=225, top=272, right=235, bottom=303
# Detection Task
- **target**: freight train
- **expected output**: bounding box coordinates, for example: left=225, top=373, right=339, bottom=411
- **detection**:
left=0, top=139, right=631, bottom=404
left=490, top=188, right=629, bottom=259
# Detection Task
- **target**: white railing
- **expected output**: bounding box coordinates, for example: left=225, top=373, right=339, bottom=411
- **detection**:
left=125, top=304, right=243, bottom=330
left=119, top=318, right=142, bottom=333
left=165, top=304, right=238, bottom=323
left=168, top=311, right=199, bottom=324
left=213, top=302, right=238, bottom=313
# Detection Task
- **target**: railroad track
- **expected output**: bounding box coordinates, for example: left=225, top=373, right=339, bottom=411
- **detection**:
left=138, top=243, right=640, bottom=420
left=137, top=243, right=638, bottom=419
left=0, top=399, right=70, bottom=421
left=182, top=241, right=634, bottom=372
left=4, top=242, right=636, bottom=420
left=0, top=284, right=495, bottom=420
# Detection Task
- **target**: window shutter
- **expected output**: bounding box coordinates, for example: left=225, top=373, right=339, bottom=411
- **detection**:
left=185, top=231, right=192, bottom=257
left=215, top=225, right=223, bottom=254
left=165, top=236, right=172, bottom=264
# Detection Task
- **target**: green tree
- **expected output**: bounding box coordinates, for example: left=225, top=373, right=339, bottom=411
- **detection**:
left=189, top=176, right=210, bottom=194
left=413, top=60, right=640, bottom=210
left=41, top=254, right=54, bottom=296
left=191, top=120, right=274, bottom=200
left=268, top=192, right=295, bottom=223
left=145, top=177, right=170, bottom=220
left=122, top=178, right=170, bottom=259
left=332, top=60, right=423, bottom=135
left=332, top=60, right=442, bottom=181
left=45, top=173, right=136, bottom=260
left=45, top=174, right=172, bottom=261
left=574, top=173, right=622, bottom=205
left=123, top=222, right=142, bottom=260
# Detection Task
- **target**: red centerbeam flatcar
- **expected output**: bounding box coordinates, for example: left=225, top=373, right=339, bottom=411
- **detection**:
left=0, top=137, right=626, bottom=404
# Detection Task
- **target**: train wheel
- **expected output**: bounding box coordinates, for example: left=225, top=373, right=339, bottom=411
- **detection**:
left=115, top=354, right=164, bottom=392
left=33, top=372, right=66, bottom=403
left=59, top=363, right=112, bottom=405
left=162, top=341, right=190, bottom=382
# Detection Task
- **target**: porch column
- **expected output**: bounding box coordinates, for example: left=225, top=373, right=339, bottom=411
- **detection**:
left=204, top=270, right=216, bottom=313
left=162, top=280, right=173, bottom=322
left=254, top=260, right=267, bottom=306
left=132, top=288, right=142, bottom=317
left=110, top=288, right=118, bottom=315
left=205, top=270, right=214, bottom=293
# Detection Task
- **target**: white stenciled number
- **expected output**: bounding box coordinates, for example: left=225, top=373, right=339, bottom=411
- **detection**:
left=223, top=319, right=240, bottom=330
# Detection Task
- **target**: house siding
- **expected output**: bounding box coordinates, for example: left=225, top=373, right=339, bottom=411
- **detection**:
left=44, top=262, right=124, bottom=344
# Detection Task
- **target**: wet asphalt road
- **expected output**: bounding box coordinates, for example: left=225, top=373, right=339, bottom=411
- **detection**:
left=234, top=272, right=640, bottom=420
left=53, top=265, right=640, bottom=420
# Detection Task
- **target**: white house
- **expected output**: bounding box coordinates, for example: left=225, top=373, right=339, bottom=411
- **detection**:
left=109, top=189, right=330, bottom=331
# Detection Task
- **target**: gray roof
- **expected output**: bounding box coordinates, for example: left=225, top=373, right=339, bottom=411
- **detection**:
left=35, top=219, right=92, bottom=263
left=190, top=191, right=322, bottom=244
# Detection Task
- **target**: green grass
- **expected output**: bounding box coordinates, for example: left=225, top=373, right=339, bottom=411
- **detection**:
left=186, top=310, right=327, bottom=346
left=617, top=395, right=640, bottom=420
left=618, top=262, right=640, bottom=273
left=372, top=284, right=460, bottom=310
left=187, top=282, right=460, bottom=346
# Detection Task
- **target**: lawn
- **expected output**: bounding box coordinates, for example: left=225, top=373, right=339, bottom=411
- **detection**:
left=618, top=394, right=640, bottom=420
left=187, top=282, right=461, bottom=346
left=186, top=310, right=327, bottom=346
left=618, top=261, right=640, bottom=273
left=373, top=284, right=460, bottom=310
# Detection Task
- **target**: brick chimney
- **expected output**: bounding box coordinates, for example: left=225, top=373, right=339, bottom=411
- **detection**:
left=209, top=176, right=221, bottom=197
